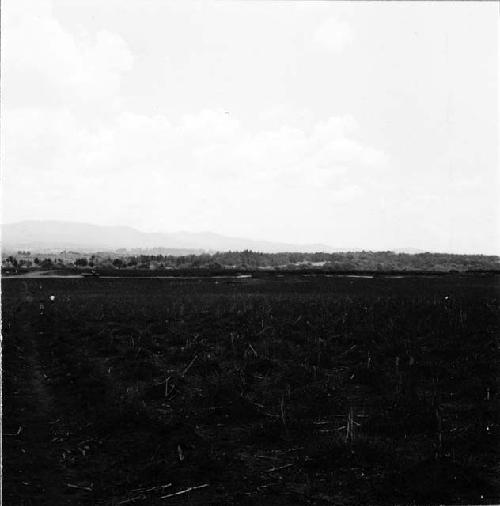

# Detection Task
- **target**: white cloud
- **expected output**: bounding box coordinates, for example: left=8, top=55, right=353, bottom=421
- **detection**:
left=330, top=185, right=364, bottom=203
left=312, top=16, right=354, bottom=53
left=2, top=0, right=134, bottom=112
left=2, top=102, right=387, bottom=239
left=180, top=109, right=240, bottom=141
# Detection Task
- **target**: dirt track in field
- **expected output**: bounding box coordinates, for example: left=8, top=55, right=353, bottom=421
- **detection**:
left=3, top=300, right=93, bottom=504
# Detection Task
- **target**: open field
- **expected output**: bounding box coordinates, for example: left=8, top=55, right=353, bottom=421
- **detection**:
left=2, top=274, right=499, bottom=505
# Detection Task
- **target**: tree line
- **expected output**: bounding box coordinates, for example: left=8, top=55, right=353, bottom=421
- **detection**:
left=3, top=250, right=499, bottom=272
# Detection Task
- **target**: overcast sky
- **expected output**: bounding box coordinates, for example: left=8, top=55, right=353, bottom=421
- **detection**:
left=2, top=0, right=498, bottom=253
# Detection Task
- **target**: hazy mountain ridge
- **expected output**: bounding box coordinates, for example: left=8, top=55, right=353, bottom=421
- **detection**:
left=2, top=220, right=338, bottom=254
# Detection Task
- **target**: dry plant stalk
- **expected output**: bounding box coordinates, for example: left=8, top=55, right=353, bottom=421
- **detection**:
left=435, top=406, right=443, bottom=459
left=177, top=444, right=184, bottom=462
left=160, top=483, right=209, bottom=499
left=164, top=376, right=170, bottom=397
left=181, top=354, right=199, bottom=377
left=345, top=407, right=356, bottom=444
left=248, top=343, right=258, bottom=357
left=280, top=394, right=287, bottom=429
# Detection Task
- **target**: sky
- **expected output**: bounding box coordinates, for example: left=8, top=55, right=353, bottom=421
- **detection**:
left=1, top=0, right=498, bottom=254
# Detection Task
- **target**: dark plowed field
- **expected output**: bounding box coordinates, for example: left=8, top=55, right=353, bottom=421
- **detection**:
left=2, top=274, right=499, bottom=504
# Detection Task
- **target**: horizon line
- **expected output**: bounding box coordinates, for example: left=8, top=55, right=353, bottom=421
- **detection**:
left=2, top=219, right=499, bottom=257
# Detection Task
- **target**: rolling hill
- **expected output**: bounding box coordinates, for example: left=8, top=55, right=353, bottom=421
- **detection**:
left=1, top=220, right=336, bottom=254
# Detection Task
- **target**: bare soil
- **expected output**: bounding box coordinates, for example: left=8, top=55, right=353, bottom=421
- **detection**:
left=2, top=274, right=499, bottom=505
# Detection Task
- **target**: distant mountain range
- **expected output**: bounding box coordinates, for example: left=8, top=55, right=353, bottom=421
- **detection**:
left=1, top=220, right=428, bottom=255
left=1, top=220, right=341, bottom=254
